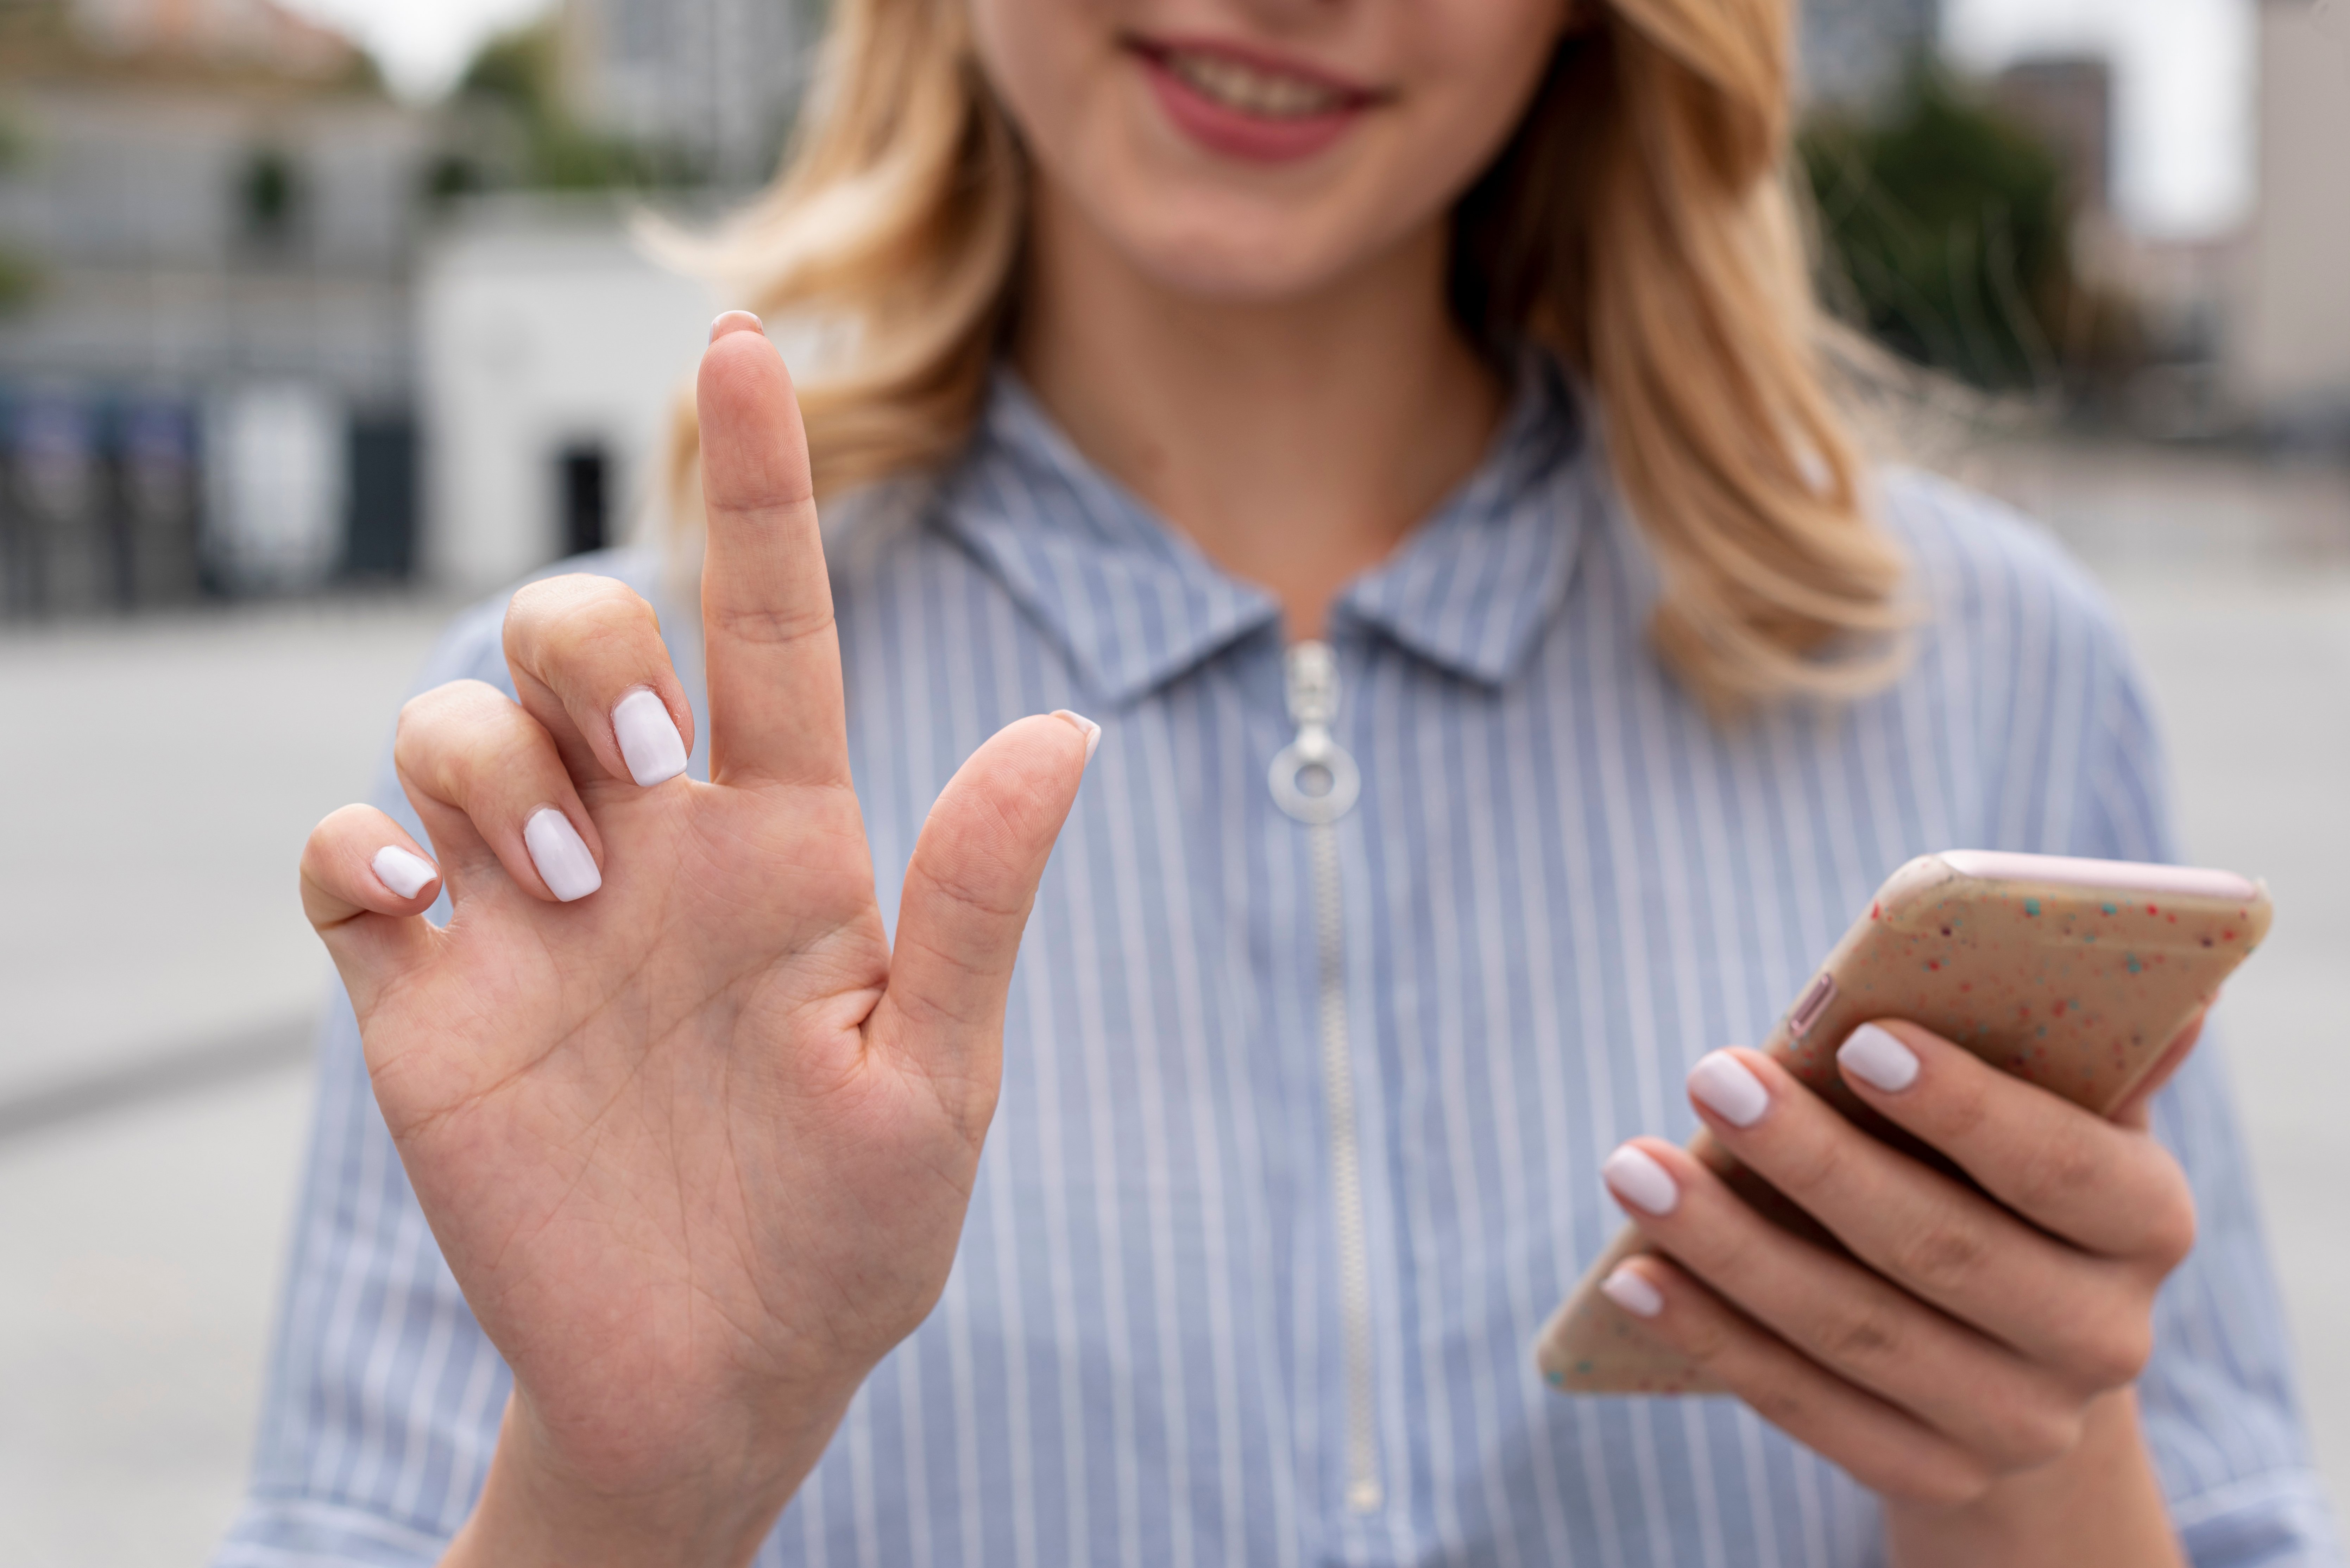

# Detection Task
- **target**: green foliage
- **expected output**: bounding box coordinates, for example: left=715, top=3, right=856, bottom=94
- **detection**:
left=456, top=20, right=558, bottom=113
left=1800, top=65, right=2073, bottom=390
left=451, top=17, right=691, bottom=192
left=0, top=96, right=40, bottom=309
left=0, top=245, right=40, bottom=313
left=330, top=46, right=390, bottom=96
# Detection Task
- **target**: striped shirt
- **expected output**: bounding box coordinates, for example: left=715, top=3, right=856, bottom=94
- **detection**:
left=220, top=360, right=2342, bottom=1566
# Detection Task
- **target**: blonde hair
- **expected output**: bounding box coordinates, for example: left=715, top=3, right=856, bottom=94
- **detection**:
left=665, top=0, right=1907, bottom=708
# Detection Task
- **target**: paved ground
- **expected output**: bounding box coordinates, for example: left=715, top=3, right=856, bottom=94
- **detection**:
left=0, top=597, right=459, bottom=1105
left=0, top=442, right=2344, bottom=1565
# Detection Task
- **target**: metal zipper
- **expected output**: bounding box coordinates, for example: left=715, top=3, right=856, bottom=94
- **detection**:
left=1268, top=640, right=1381, bottom=1515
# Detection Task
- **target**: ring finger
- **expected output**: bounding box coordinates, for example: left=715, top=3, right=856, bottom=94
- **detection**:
left=1603, top=1137, right=2084, bottom=1471
left=503, top=573, right=695, bottom=790
left=394, top=678, right=605, bottom=904
left=1687, top=1044, right=2156, bottom=1383
left=1595, top=1255, right=1997, bottom=1508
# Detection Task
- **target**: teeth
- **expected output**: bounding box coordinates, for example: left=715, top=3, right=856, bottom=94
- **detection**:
left=1165, top=50, right=1344, bottom=119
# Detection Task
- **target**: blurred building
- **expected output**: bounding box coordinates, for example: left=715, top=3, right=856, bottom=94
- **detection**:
left=1993, top=57, right=2110, bottom=219
left=0, top=0, right=442, bottom=612
left=418, top=196, right=717, bottom=593
left=557, top=0, right=809, bottom=190
left=1801, top=0, right=1940, bottom=107
left=2228, top=0, right=2350, bottom=437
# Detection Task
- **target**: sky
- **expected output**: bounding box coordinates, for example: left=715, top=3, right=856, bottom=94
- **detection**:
left=280, top=0, right=2256, bottom=240
left=1943, top=0, right=2251, bottom=238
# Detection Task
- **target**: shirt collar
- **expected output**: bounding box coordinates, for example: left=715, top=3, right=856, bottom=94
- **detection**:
left=937, top=350, right=1592, bottom=708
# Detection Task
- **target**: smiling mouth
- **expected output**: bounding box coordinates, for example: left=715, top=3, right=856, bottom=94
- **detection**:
left=1129, top=39, right=1374, bottom=121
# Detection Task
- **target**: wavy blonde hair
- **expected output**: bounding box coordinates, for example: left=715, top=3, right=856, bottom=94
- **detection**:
left=664, top=0, right=1907, bottom=707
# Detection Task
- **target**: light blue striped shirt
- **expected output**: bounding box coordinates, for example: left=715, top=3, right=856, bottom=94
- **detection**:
left=222, top=361, right=2341, bottom=1566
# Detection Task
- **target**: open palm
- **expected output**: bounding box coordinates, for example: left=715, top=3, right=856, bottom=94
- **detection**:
left=299, top=317, right=1095, bottom=1562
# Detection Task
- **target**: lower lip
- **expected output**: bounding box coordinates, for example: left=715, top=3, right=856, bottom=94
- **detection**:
left=1134, top=50, right=1367, bottom=163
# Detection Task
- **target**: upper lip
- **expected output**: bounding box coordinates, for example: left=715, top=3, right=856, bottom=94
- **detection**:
left=1125, top=34, right=1388, bottom=105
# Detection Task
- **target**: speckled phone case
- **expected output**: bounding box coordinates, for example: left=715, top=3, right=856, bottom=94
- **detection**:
left=1536, top=851, right=2273, bottom=1396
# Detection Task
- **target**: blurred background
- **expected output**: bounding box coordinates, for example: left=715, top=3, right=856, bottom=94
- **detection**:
left=0, top=0, right=2341, bottom=1561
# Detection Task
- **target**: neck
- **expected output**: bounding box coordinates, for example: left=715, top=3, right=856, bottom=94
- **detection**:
left=1013, top=184, right=1505, bottom=641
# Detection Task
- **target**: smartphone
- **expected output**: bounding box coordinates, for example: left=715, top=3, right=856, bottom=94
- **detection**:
left=1535, top=849, right=2273, bottom=1396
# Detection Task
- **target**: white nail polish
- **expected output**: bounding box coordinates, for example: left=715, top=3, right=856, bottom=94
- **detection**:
left=613, top=689, right=689, bottom=787
left=372, top=846, right=437, bottom=899
left=710, top=309, right=763, bottom=342
left=1600, top=1266, right=1665, bottom=1320
left=1840, top=1022, right=1921, bottom=1093
left=1688, top=1050, right=1770, bottom=1128
left=1053, top=709, right=1103, bottom=763
left=524, top=808, right=602, bottom=902
left=1602, top=1144, right=1681, bottom=1216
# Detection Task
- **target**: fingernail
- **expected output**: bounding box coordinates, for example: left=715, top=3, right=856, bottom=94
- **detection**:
left=613, top=689, right=689, bottom=787
left=1688, top=1050, right=1770, bottom=1128
left=1600, top=1266, right=1664, bottom=1320
left=1840, top=1022, right=1921, bottom=1093
left=1053, top=709, right=1102, bottom=763
left=710, top=309, right=763, bottom=342
left=524, top=808, right=601, bottom=902
left=372, top=846, right=438, bottom=899
left=1602, top=1144, right=1680, bottom=1216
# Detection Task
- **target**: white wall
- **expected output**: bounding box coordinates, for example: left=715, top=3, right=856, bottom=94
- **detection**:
left=2229, top=0, right=2350, bottom=428
left=416, top=198, right=721, bottom=592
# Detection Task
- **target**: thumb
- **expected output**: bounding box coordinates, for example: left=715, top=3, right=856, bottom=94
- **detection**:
left=871, top=710, right=1099, bottom=1121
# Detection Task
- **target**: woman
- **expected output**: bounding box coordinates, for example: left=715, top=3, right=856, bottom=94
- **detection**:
left=229, top=0, right=2336, bottom=1561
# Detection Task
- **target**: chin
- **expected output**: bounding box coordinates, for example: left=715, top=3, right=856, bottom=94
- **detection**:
left=1091, top=190, right=1376, bottom=305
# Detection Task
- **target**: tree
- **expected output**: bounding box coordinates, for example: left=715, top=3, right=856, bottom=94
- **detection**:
left=1801, top=64, right=2075, bottom=391
left=442, top=15, right=689, bottom=192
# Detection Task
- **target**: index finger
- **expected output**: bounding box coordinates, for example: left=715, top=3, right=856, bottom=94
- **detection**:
left=1834, top=1020, right=2197, bottom=1265
left=696, top=312, right=849, bottom=789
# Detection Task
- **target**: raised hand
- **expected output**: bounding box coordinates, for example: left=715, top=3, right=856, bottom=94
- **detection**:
left=297, top=315, right=1097, bottom=1568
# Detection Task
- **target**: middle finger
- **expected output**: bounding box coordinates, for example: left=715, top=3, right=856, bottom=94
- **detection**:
left=1603, top=1137, right=2086, bottom=1469
left=504, top=572, right=696, bottom=791
left=1679, top=1047, right=2149, bottom=1387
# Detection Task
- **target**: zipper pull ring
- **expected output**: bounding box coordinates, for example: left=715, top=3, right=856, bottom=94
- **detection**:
left=1270, top=640, right=1360, bottom=825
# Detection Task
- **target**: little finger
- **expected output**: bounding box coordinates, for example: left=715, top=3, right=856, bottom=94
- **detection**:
left=395, top=679, right=606, bottom=904
left=1603, top=1138, right=2083, bottom=1471
left=1591, top=1257, right=1997, bottom=1509
left=299, top=803, right=440, bottom=1010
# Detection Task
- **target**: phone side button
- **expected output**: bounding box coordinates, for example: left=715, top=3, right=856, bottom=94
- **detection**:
left=1789, top=972, right=1839, bottom=1038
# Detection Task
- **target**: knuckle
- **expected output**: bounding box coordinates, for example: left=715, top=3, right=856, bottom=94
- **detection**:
left=1672, top=1300, right=1741, bottom=1369
left=2069, top=1315, right=2155, bottom=1390
left=395, top=680, right=491, bottom=762
left=1814, top=1297, right=1905, bottom=1371
left=2011, top=1126, right=2106, bottom=1213
left=1990, top=1401, right=2083, bottom=1471
left=706, top=597, right=835, bottom=652
left=2139, top=1175, right=2199, bottom=1270
left=300, top=811, right=352, bottom=872
left=1675, top=1197, right=1763, bottom=1283
left=507, top=576, right=660, bottom=666
left=1739, top=1372, right=1819, bottom=1433
left=1898, top=1454, right=1997, bottom=1509
left=908, top=841, right=1028, bottom=924
left=508, top=571, right=636, bottom=621
left=1885, top=1216, right=1989, bottom=1295
left=1931, top=1070, right=1997, bottom=1147
left=1769, top=1123, right=1850, bottom=1200
left=572, top=587, right=662, bottom=649
left=396, top=682, right=542, bottom=798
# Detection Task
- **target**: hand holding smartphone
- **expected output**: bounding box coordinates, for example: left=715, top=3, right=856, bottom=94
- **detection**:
left=1537, top=850, right=2272, bottom=1395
